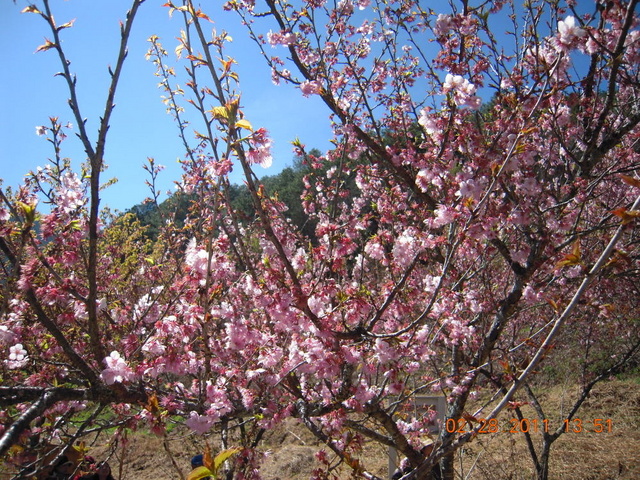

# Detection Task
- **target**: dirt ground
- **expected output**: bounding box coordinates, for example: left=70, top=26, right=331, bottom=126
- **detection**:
left=3, top=378, right=639, bottom=480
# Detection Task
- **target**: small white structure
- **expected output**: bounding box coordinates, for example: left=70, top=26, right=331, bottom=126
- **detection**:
left=388, top=395, right=446, bottom=479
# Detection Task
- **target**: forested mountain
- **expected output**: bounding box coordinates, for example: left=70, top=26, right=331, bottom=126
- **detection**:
left=127, top=149, right=323, bottom=240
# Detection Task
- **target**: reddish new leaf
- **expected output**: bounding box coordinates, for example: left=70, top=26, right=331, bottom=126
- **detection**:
left=21, top=5, right=41, bottom=14
left=35, top=38, right=56, bottom=53
left=56, top=18, right=76, bottom=31
left=611, top=207, right=640, bottom=225
left=620, top=174, right=640, bottom=189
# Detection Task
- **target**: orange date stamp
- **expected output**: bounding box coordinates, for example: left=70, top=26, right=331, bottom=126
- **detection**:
left=446, top=417, right=613, bottom=434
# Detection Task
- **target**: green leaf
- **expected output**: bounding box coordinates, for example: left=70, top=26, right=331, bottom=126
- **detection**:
left=210, top=106, right=229, bottom=121
left=235, top=119, right=253, bottom=131
left=213, top=448, right=242, bottom=474
left=17, top=201, right=36, bottom=225
left=186, top=466, right=214, bottom=480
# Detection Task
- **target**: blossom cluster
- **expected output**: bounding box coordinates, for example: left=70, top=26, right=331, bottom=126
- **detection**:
left=4, top=343, right=28, bottom=369
left=100, top=351, right=136, bottom=385
left=266, top=30, right=296, bottom=47
left=442, top=73, right=481, bottom=109
left=246, top=127, right=273, bottom=168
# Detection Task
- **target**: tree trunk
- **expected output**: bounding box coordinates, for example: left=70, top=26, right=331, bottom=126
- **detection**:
left=537, top=441, right=551, bottom=480
left=439, top=453, right=454, bottom=480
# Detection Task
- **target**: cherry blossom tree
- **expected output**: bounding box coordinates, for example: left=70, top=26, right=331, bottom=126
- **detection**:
left=2, top=1, right=640, bottom=480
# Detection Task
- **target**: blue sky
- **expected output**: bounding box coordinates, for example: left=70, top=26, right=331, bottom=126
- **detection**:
left=1, top=0, right=333, bottom=212
left=1, top=1, right=588, bottom=213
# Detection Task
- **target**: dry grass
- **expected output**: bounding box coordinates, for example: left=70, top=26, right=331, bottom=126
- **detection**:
left=456, top=377, right=640, bottom=480
left=2, top=378, right=638, bottom=480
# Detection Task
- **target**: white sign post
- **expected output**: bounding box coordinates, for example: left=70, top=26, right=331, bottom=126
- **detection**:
left=388, top=395, right=446, bottom=480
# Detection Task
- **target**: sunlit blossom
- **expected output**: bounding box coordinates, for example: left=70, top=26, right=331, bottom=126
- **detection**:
left=55, top=172, right=85, bottom=213
left=300, top=80, right=322, bottom=97
left=100, top=351, right=136, bottom=385
left=247, top=127, right=273, bottom=168
left=185, top=238, right=212, bottom=278
left=434, top=13, right=453, bottom=37
left=443, top=73, right=482, bottom=109
left=558, top=16, right=586, bottom=45
left=432, top=204, right=456, bottom=227
left=6, top=343, right=28, bottom=369
left=364, top=240, right=386, bottom=261
left=417, top=108, right=439, bottom=135
left=392, top=229, right=419, bottom=268
left=185, top=411, right=215, bottom=434
left=267, top=30, right=297, bottom=47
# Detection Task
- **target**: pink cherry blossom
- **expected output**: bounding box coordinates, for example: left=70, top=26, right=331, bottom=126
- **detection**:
left=5, top=343, right=28, bottom=369
left=418, top=108, right=440, bottom=136
left=433, top=14, right=453, bottom=37
left=300, top=80, right=322, bottom=97
left=185, top=411, right=215, bottom=434
left=185, top=238, right=211, bottom=278
left=55, top=172, right=85, bottom=213
left=442, top=73, right=482, bottom=109
left=392, top=229, right=420, bottom=269
left=100, top=351, right=136, bottom=385
left=267, top=30, right=297, bottom=47
left=558, top=16, right=586, bottom=45
left=364, top=239, right=386, bottom=261
left=374, top=339, right=397, bottom=364
left=431, top=204, right=456, bottom=228
left=247, top=127, right=273, bottom=168
left=0, top=325, right=16, bottom=345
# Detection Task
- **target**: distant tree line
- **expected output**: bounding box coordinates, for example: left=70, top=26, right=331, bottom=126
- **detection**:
left=127, top=149, right=327, bottom=241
